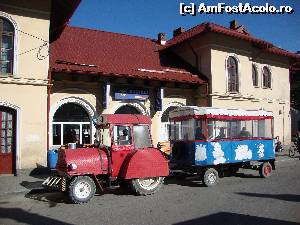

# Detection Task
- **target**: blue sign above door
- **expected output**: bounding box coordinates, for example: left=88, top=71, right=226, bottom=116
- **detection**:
left=114, top=87, right=149, bottom=101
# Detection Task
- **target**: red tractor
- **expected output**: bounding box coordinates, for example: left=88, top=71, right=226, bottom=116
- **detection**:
left=43, top=114, right=169, bottom=204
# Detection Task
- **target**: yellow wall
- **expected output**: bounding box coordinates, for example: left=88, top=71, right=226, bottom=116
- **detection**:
left=0, top=1, right=50, bottom=169
left=172, top=33, right=291, bottom=144
left=210, top=46, right=291, bottom=144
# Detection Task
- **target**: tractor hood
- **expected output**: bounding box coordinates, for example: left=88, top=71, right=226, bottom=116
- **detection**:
left=56, top=148, right=108, bottom=175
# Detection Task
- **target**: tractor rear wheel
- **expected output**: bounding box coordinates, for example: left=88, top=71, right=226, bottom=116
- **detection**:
left=68, top=176, right=96, bottom=204
left=129, top=177, right=164, bottom=195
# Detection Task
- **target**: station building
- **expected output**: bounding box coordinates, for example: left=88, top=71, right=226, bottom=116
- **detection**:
left=1, top=1, right=299, bottom=174
left=49, top=27, right=208, bottom=149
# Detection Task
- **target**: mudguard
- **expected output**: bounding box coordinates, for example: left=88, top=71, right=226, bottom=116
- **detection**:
left=120, top=148, right=169, bottom=179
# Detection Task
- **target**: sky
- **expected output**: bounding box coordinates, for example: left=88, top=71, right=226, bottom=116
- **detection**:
left=70, top=0, right=300, bottom=52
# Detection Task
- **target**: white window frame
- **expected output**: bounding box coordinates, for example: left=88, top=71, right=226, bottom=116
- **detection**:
left=0, top=11, right=18, bottom=76
left=261, top=65, right=272, bottom=89
left=225, top=54, right=241, bottom=94
left=252, top=63, right=259, bottom=88
left=52, top=121, right=92, bottom=146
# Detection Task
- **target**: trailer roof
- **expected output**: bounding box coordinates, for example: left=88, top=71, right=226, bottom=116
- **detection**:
left=95, top=114, right=152, bottom=125
left=169, top=107, right=273, bottom=119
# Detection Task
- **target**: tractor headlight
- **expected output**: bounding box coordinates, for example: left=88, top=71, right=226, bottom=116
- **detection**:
left=68, top=163, right=78, bottom=170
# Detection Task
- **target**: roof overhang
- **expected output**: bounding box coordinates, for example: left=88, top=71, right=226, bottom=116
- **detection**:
left=50, top=0, right=81, bottom=42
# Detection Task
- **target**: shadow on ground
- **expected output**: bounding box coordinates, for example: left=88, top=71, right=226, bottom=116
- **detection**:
left=164, top=170, right=260, bottom=187
left=25, top=189, right=70, bottom=207
left=173, top=212, right=300, bottom=225
left=164, top=176, right=205, bottom=187
left=20, top=181, right=44, bottom=190
left=0, top=206, right=74, bottom=225
left=232, top=172, right=260, bottom=178
left=24, top=185, right=134, bottom=206
left=236, top=192, right=300, bottom=203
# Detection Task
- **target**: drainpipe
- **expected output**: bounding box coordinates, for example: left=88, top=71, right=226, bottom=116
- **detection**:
left=47, top=69, right=52, bottom=151
left=282, top=105, right=285, bottom=145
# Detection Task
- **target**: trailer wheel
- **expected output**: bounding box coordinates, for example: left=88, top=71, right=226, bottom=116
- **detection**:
left=129, top=177, right=164, bottom=195
left=119, top=180, right=131, bottom=192
left=228, top=166, right=239, bottom=174
left=259, top=162, right=272, bottom=178
left=202, top=168, right=219, bottom=187
left=68, top=176, right=96, bottom=204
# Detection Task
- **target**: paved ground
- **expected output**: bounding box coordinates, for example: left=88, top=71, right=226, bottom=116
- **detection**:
left=0, top=156, right=299, bottom=225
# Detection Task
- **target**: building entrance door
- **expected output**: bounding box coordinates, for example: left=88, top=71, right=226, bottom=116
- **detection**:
left=0, top=107, right=15, bottom=174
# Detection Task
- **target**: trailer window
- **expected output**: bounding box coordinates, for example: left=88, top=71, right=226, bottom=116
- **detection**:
left=253, top=119, right=272, bottom=138
left=170, top=121, right=182, bottom=140
left=181, top=119, right=195, bottom=140
left=133, top=125, right=152, bottom=148
left=208, top=120, right=229, bottom=140
left=208, top=119, right=272, bottom=140
left=195, top=119, right=206, bottom=140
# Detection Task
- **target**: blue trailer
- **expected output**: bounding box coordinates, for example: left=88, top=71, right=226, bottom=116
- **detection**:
left=169, top=107, right=275, bottom=186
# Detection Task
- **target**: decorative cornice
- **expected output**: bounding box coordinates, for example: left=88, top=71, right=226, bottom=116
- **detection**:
left=210, top=92, right=289, bottom=104
left=0, top=76, right=48, bottom=86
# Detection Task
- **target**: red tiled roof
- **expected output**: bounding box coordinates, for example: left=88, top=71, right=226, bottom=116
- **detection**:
left=50, top=26, right=207, bottom=84
left=166, top=22, right=300, bottom=60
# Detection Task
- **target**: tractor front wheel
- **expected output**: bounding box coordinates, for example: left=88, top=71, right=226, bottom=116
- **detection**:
left=68, top=176, right=96, bottom=204
left=129, top=177, right=164, bottom=195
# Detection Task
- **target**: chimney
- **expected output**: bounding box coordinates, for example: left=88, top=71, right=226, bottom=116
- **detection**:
left=158, top=33, right=166, bottom=45
left=230, top=20, right=238, bottom=30
left=173, top=27, right=185, bottom=37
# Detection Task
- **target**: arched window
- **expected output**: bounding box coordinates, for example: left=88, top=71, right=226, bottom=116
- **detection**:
left=262, top=66, right=271, bottom=88
left=252, top=64, right=258, bottom=87
left=52, top=103, right=91, bottom=145
left=227, top=56, right=239, bottom=92
left=0, top=17, right=14, bottom=74
left=115, top=105, right=140, bottom=114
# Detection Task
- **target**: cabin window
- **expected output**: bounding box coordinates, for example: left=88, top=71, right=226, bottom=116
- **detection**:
left=99, top=127, right=111, bottom=147
left=113, top=125, right=132, bottom=146
left=133, top=125, right=152, bottom=148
